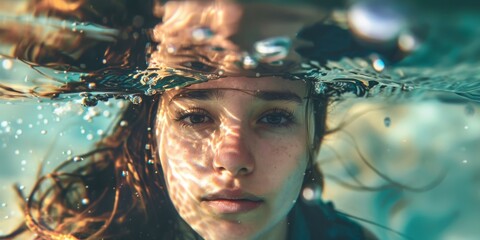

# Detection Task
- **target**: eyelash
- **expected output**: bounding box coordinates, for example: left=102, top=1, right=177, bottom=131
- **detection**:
left=173, top=108, right=213, bottom=128
left=257, top=108, right=296, bottom=128
left=173, top=107, right=296, bottom=128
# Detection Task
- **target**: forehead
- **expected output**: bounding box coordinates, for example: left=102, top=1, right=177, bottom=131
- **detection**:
left=175, top=76, right=308, bottom=96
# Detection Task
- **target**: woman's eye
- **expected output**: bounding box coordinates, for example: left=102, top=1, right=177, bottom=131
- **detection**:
left=258, top=110, right=294, bottom=127
left=174, top=109, right=213, bottom=127
left=183, top=114, right=211, bottom=125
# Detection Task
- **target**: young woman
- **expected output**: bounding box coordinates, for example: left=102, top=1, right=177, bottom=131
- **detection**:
left=0, top=0, right=390, bottom=239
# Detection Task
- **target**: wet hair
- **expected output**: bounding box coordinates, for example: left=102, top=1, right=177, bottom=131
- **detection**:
left=1, top=80, right=329, bottom=239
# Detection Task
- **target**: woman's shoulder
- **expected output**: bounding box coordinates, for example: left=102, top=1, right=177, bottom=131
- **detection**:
left=293, top=200, right=378, bottom=240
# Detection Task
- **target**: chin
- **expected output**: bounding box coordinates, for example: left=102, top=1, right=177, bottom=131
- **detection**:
left=194, top=219, right=265, bottom=240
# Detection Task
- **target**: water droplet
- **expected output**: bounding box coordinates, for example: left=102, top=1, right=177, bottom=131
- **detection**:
left=1, top=121, right=8, bottom=128
left=464, top=125, right=469, bottom=130
left=19, top=185, right=25, bottom=190
left=21, top=160, right=26, bottom=165
left=166, top=44, right=177, bottom=54
left=191, top=27, right=214, bottom=42
left=372, top=58, right=385, bottom=72
left=242, top=55, right=258, bottom=69
left=81, top=198, right=90, bottom=205
left=81, top=95, right=99, bottom=107
left=145, top=88, right=157, bottom=96
left=384, top=117, right=391, bottom=127
left=121, top=170, right=129, bottom=177
left=14, top=150, right=20, bottom=155
left=66, top=150, right=72, bottom=155
left=16, top=129, right=22, bottom=135
left=218, top=70, right=224, bottom=76
left=102, top=59, right=107, bottom=64
left=147, top=159, right=154, bottom=165
left=255, top=73, right=261, bottom=77
left=398, top=33, right=418, bottom=52
left=97, top=129, right=104, bottom=136
left=40, top=130, right=47, bottom=135
left=16, top=118, right=23, bottom=124
left=301, top=185, right=322, bottom=203
left=120, top=120, right=128, bottom=127
left=1, top=203, right=6, bottom=207
left=129, top=95, right=143, bottom=105
left=254, top=37, right=291, bottom=62
left=87, top=82, right=96, bottom=89
left=86, top=134, right=94, bottom=140
left=103, top=110, right=111, bottom=118
left=2, top=59, right=13, bottom=70
left=145, top=144, right=151, bottom=150
left=462, top=159, right=468, bottom=164
left=73, top=156, right=84, bottom=162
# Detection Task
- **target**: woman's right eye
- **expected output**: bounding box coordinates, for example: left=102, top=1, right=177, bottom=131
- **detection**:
left=174, top=109, right=213, bottom=127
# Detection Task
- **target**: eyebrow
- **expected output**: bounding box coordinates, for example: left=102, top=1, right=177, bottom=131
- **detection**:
left=170, top=88, right=303, bottom=104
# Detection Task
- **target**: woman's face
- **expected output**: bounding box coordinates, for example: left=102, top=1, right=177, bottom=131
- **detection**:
left=155, top=76, right=313, bottom=240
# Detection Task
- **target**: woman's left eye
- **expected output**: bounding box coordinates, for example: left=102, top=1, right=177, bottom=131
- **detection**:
left=258, top=109, right=295, bottom=127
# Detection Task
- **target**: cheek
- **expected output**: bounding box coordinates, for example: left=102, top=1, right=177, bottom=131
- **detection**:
left=253, top=135, right=309, bottom=191
left=156, top=120, right=211, bottom=203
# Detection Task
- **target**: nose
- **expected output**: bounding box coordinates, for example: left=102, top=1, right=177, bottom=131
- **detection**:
left=213, top=126, right=255, bottom=177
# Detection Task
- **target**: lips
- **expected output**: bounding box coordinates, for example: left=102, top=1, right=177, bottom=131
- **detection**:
left=201, top=189, right=263, bottom=214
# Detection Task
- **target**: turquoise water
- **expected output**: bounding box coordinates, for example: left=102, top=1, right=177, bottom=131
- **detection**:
left=1, top=1, right=479, bottom=239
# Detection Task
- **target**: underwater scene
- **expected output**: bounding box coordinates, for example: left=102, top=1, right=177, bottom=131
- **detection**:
left=0, top=0, right=479, bottom=239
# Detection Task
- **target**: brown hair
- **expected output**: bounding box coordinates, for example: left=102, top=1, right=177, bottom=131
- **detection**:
left=1, top=79, right=329, bottom=239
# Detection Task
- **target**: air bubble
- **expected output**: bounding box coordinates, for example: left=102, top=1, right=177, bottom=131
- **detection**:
left=384, top=117, right=391, bottom=127
left=129, top=95, right=143, bottom=105
left=145, top=88, right=157, bottom=96
left=242, top=55, right=258, bottom=69
left=120, top=120, right=128, bottom=127
left=103, top=110, right=111, bottom=118
left=191, top=27, right=214, bottom=42
left=97, top=129, right=104, bottom=136
left=166, top=44, right=177, bottom=54
left=372, top=58, right=385, bottom=72
left=81, top=198, right=90, bottom=205
left=86, top=134, right=94, bottom=140
left=301, top=185, right=322, bottom=203
left=254, top=37, right=291, bottom=62
left=87, top=82, right=97, bottom=89
left=21, top=160, right=26, bottom=165
left=40, top=130, right=47, bottom=135
left=1, top=203, right=6, bottom=207
left=1, top=121, right=8, bottom=127
left=16, top=129, right=23, bottom=135
left=14, top=150, right=20, bottom=155
left=2, top=59, right=13, bottom=70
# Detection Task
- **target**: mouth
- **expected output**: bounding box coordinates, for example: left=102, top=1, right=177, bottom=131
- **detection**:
left=201, top=189, right=264, bottom=214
